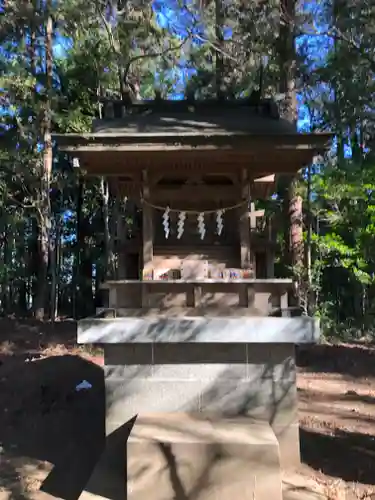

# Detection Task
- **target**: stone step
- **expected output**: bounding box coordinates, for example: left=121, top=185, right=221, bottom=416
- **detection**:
left=127, top=413, right=283, bottom=500
left=78, top=426, right=329, bottom=500
left=80, top=413, right=283, bottom=500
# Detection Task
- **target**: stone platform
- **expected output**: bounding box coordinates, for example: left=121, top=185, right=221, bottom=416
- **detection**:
left=78, top=316, right=319, bottom=469
left=78, top=315, right=319, bottom=344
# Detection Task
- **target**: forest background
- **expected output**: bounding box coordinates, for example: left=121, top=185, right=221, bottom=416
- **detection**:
left=1, top=0, right=375, bottom=340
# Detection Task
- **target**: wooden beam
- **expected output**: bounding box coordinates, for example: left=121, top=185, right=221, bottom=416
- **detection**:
left=75, top=148, right=313, bottom=174
left=150, top=186, right=240, bottom=202
left=81, top=162, right=308, bottom=178
left=116, top=181, right=141, bottom=196
left=114, top=182, right=241, bottom=201
left=61, top=143, right=248, bottom=152
left=82, top=162, right=255, bottom=175
left=253, top=174, right=275, bottom=183
left=148, top=170, right=241, bottom=186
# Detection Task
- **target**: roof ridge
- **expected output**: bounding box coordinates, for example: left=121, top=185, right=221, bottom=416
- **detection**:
left=99, top=97, right=280, bottom=120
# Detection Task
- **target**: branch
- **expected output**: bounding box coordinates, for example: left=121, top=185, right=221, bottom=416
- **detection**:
left=331, top=27, right=375, bottom=73
left=95, top=1, right=121, bottom=57
left=188, top=31, right=238, bottom=62
left=281, top=6, right=375, bottom=73
left=123, top=36, right=190, bottom=81
left=4, top=193, right=39, bottom=214
left=180, top=2, right=269, bottom=64
left=94, top=0, right=192, bottom=83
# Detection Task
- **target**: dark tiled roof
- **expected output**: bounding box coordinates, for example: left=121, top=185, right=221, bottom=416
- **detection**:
left=92, top=98, right=297, bottom=136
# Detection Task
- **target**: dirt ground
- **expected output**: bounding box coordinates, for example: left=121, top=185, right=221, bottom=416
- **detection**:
left=1, top=319, right=375, bottom=500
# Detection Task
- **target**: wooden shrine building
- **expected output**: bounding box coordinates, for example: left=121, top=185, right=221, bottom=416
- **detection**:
left=55, top=98, right=330, bottom=298
left=54, top=98, right=332, bottom=500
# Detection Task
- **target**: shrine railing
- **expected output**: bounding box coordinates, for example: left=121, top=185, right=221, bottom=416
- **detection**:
left=99, top=278, right=294, bottom=317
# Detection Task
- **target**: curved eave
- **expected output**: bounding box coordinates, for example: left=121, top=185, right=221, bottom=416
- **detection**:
left=53, top=131, right=333, bottom=154
left=52, top=132, right=333, bottom=179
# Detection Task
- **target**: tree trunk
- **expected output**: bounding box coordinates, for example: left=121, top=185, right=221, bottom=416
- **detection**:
left=100, top=177, right=115, bottom=278
left=215, top=0, right=225, bottom=99
left=75, top=179, right=94, bottom=318
left=111, top=192, right=120, bottom=279
left=34, top=223, right=49, bottom=320
left=278, top=0, right=301, bottom=274
left=333, top=0, right=345, bottom=165
left=1, top=222, right=9, bottom=314
left=34, top=6, right=53, bottom=320
left=278, top=0, right=297, bottom=125
left=305, top=163, right=314, bottom=314
left=289, top=188, right=303, bottom=268
left=50, top=213, right=61, bottom=320
left=73, top=178, right=84, bottom=318
left=15, top=218, right=28, bottom=315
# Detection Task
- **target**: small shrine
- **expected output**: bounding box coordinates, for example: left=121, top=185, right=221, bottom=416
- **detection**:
left=54, top=98, right=331, bottom=500
left=56, top=98, right=329, bottom=311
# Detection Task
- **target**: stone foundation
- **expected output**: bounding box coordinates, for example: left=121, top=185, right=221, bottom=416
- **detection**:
left=103, top=342, right=299, bottom=468
left=78, top=314, right=319, bottom=495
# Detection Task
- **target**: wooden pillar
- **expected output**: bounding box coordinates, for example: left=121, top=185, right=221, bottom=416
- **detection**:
left=239, top=169, right=253, bottom=275
left=246, top=201, right=265, bottom=277
left=266, top=251, right=275, bottom=278
left=117, top=201, right=127, bottom=279
left=142, top=170, right=153, bottom=305
left=110, top=181, right=127, bottom=280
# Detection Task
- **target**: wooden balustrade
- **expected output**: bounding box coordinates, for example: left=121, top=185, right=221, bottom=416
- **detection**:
left=100, top=279, right=293, bottom=316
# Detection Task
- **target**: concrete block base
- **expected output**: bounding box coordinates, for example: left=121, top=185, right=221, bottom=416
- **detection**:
left=104, top=343, right=300, bottom=468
